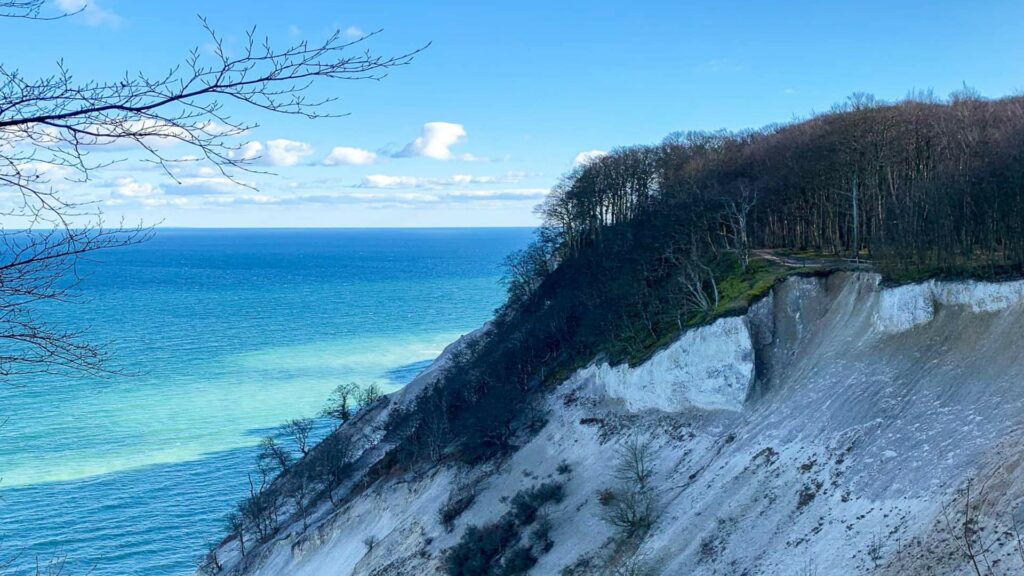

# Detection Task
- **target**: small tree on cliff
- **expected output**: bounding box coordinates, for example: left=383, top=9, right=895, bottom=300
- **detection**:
left=358, top=382, right=385, bottom=408
left=284, top=417, right=315, bottom=456
left=258, top=436, right=293, bottom=472
left=323, top=382, right=360, bottom=426
left=224, top=510, right=246, bottom=556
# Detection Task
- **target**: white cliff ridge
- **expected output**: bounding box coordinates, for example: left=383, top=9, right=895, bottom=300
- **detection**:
left=579, top=315, right=753, bottom=412
left=207, top=272, right=1024, bottom=576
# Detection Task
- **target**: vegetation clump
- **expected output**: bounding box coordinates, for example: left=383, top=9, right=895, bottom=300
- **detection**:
left=601, top=436, right=659, bottom=537
left=444, top=482, right=566, bottom=576
left=440, top=483, right=480, bottom=532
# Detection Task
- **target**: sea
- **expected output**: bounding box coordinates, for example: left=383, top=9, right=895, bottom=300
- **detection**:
left=0, top=227, right=532, bottom=576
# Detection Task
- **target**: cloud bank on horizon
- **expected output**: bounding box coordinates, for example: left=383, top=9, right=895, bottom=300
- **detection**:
left=31, top=116, right=590, bottom=226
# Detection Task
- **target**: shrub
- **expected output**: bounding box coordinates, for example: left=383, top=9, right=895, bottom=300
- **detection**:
left=509, top=482, right=565, bottom=525
left=497, top=545, right=537, bottom=576
left=440, top=485, right=478, bottom=532
left=444, top=519, right=518, bottom=576
left=363, top=535, right=378, bottom=552
left=444, top=482, right=565, bottom=576
left=529, top=517, right=554, bottom=553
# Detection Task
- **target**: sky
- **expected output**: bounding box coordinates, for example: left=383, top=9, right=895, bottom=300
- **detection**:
left=2, top=0, right=1023, bottom=227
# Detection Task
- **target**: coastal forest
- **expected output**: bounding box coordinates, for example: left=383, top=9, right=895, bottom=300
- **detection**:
left=397, top=90, right=1024, bottom=464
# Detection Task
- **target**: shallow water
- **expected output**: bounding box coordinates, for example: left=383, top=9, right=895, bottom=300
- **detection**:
left=0, top=227, right=531, bottom=575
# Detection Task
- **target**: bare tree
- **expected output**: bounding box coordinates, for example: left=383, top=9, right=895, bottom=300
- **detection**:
left=289, top=465, right=316, bottom=532
left=224, top=510, right=246, bottom=557
left=418, top=386, right=451, bottom=463
left=0, top=1, right=62, bottom=20
left=315, top=433, right=353, bottom=506
left=30, top=550, right=69, bottom=576
left=322, top=382, right=360, bottom=425
left=258, top=436, right=293, bottom=473
left=240, top=475, right=272, bottom=542
left=284, top=417, right=315, bottom=456
left=357, top=382, right=384, bottom=409
left=720, top=184, right=756, bottom=270
left=613, top=435, right=657, bottom=491
left=941, top=477, right=999, bottom=576
left=603, top=435, right=658, bottom=537
left=676, top=259, right=718, bottom=317
left=0, top=1, right=423, bottom=377
left=196, top=543, right=222, bottom=576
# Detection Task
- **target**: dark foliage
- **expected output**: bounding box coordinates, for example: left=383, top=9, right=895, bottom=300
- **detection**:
left=440, top=485, right=479, bottom=533
left=509, top=482, right=565, bottom=525
left=495, top=545, right=538, bottom=576
left=444, top=519, right=520, bottom=576
left=444, top=482, right=565, bottom=576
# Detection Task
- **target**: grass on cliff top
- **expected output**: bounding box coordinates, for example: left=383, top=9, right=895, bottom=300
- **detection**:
left=615, top=256, right=791, bottom=367
left=619, top=251, right=1024, bottom=368
left=540, top=247, right=1024, bottom=391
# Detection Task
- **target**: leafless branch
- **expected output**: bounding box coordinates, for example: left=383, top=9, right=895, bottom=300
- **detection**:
left=0, top=12, right=423, bottom=377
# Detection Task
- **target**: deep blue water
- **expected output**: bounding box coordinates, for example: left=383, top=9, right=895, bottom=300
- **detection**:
left=0, top=228, right=531, bottom=575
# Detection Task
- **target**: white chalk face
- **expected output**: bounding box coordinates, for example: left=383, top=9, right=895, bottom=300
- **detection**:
left=875, top=278, right=1024, bottom=333
left=582, top=315, right=754, bottom=413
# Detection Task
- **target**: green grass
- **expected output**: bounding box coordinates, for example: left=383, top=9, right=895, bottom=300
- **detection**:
left=878, top=256, right=1024, bottom=286
left=615, top=252, right=1024, bottom=368
left=618, top=256, right=791, bottom=366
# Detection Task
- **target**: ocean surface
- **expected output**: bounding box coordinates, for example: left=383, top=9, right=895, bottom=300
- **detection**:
left=0, top=228, right=532, bottom=576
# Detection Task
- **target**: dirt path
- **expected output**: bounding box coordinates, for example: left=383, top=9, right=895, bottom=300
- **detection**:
left=752, top=249, right=872, bottom=270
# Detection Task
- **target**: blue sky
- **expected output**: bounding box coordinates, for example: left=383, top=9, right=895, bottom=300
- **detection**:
left=3, top=0, right=1023, bottom=227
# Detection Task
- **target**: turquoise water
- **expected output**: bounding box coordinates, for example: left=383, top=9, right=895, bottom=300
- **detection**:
left=0, top=228, right=531, bottom=575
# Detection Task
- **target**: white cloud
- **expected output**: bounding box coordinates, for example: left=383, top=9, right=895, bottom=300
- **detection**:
left=56, top=0, right=122, bottom=27
left=396, top=122, right=470, bottom=160
left=169, top=177, right=247, bottom=196
left=573, top=150, right=607, bottom=166
left=264, top=139, right=314, bottom=167
left=110, top=177, right=161, bottom=198
left=102, top=174, right=244, bottom=200
left=229, top=139, right=313, bottom=167
left=342, top=26, right=366, bottom=40
left=359, top=175, right=421, bottom=188
left=101, top=176, right=190, bottom=208
left=16, top=161, right=79, bottom=183
left=233, top=141, right=264, bottom=161
left=322, top=146, right=378, bottom=166
left=446, top=188, right=548, bottom=200
left=357, top=172, right=526, bottom=189
left=201, top=187, right=547, bottom=208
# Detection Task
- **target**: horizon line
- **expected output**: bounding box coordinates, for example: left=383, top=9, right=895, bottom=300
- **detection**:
left=149, top=225, right=538, bottom=230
